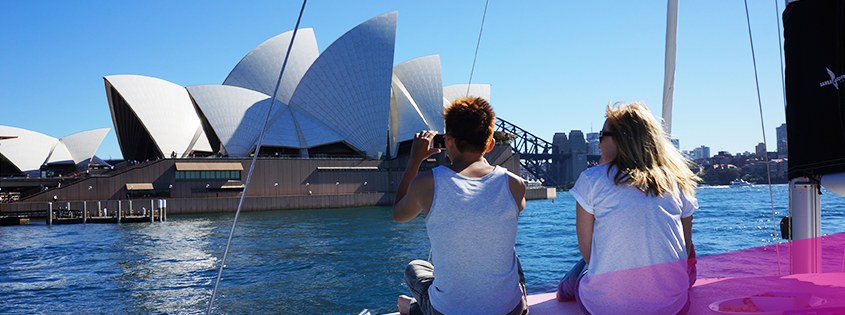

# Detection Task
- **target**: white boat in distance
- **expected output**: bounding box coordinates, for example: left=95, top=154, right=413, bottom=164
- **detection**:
left=729, top=178, right=754, bottom=187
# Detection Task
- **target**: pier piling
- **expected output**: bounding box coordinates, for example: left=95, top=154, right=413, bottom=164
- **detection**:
left=36, top=200, right=165, bottom=225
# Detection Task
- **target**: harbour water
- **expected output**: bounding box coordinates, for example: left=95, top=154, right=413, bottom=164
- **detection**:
left=2, top=184, right=845, bottom=314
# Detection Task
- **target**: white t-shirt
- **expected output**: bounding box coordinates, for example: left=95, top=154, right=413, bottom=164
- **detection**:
left=570, top=164, right=697, bottom=315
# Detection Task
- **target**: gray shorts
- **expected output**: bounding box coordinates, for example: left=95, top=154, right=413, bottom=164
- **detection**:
left=403, top=259, right=528, bottom=315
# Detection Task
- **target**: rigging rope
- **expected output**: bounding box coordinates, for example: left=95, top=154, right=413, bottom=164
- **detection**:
left=206, top=1, right=308, bottom=313
left=429, top=0, right=491, bottom=264
left=773, top=0, right=794, bottom=275
left=466, top=0, right=490, bottom=97
left=743, top=0, right=781, bottom=276
left=775, top=0, right=787, bottom=111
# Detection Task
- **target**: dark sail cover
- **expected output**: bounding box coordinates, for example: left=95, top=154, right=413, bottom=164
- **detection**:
left=784, top=0, right=845, bottom=180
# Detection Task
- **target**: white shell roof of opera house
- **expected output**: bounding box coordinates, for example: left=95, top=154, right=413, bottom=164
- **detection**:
left=104, top=11, right=493, bottom=159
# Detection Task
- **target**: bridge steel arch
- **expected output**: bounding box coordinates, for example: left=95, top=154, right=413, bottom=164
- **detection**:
left=495, top=118, right=566, bottom=187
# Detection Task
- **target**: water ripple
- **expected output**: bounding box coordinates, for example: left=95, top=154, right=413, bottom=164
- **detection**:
left=2, top=185, right=845, bottom=314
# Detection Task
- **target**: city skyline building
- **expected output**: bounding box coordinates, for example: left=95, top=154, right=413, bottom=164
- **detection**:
left=693, top=145, right=711, bottom=161
left=776, top=123, right=788, bottom=158
left=542, top=122, right=788, bottom=174
left=756, top=142, right=767, bottom=158
left=585, top=132, right=600, bottom=155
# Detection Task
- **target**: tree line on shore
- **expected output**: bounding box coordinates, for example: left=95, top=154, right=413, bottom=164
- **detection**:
left=693, top=158, right=788, bottom=186
left=557, top=155, right=788, bottom=190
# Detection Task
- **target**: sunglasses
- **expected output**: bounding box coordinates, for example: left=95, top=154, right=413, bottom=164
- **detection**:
left=599, top=131, right=613, bottom=142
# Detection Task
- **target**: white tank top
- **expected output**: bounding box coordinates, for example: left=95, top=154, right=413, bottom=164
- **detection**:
left=426, top=165, right=522, bottom=314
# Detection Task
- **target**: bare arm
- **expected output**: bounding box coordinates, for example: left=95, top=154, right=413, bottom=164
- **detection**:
left=392, top=131, right=440, bottom=222
left=682, top=215, right=694, bottom=259
left=576, top=202, right=595, bottom=264
left=392, top=156, right=424, bottom=222
left=507, top=173, right=527, bottom=212
left=393, top=173, right=433, bottom=222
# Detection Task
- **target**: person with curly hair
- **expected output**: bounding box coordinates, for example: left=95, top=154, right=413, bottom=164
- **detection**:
left=393, top=97, right=528, bottom=315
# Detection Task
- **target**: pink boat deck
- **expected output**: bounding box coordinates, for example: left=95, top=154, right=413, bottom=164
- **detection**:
left=527, top=273, right=845, bottom=314
left=386, top=233, right=845, bottom=314
left=384, top=273, right=845, bottom=314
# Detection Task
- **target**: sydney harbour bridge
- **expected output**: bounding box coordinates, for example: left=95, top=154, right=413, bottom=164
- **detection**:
left=495, top=118, right=600, bottom=188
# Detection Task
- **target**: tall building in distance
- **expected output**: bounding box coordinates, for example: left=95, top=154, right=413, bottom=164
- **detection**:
left=756, top=142, right=767, bottom=158
left=693, top=145, right=710, bottom=161
left=776, top=123, right=788, bottom=158
left=671, top=139, right=680, bottom=151
left=585, top=132, right=600, bottom=155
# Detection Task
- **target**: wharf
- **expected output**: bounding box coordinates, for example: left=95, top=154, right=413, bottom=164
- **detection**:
left=0, top=200, right=167, bottom=225
left=0, top=187, right=553, bottom=223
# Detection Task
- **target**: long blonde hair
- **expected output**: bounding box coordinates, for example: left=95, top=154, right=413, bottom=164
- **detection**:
left=605, top=102, right=698, bottom=196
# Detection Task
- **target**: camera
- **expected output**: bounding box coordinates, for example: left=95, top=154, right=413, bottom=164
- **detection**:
left=432, top=134, right=446, bottom=149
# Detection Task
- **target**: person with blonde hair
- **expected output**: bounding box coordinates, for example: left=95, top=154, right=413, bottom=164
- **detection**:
left=556, top=102, right=699, bottom=314
left=393, top=97, right=528, bottom=315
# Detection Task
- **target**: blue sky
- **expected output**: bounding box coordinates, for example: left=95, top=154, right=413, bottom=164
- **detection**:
left=0, top=1, right=788, bottom=160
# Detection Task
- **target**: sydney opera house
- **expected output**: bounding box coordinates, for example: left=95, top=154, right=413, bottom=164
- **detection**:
left=0, top=126, right=110, bottom=177
left=1, top=12, right=540, bottom=213
left=105, top=11, right=490, bottom=162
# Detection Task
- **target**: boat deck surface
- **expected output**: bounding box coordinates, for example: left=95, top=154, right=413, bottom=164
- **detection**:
left=384, top=273, right=845, bottom=314
left=527, top=273, right=845, bottom=314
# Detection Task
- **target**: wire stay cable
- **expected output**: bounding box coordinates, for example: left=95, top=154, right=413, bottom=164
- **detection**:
left=773, top=0, right=794, bottom=275
left=744, top=0, right=781, bottom=276
left=206, top=1, right=308, bottom=313
left=466, top=0, right=490, bottom=97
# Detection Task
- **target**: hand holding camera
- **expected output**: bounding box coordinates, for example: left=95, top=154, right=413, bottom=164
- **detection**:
left=431, top=134, right=446, bottom=149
